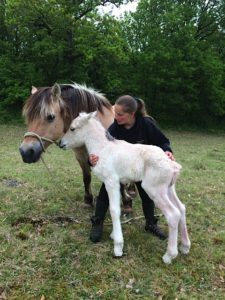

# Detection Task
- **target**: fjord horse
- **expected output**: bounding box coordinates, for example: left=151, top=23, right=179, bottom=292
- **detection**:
left=19, top=83, right=117, bottom=206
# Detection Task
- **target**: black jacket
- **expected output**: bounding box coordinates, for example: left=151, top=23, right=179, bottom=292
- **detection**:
left=108, top=114, right=172, bottom=153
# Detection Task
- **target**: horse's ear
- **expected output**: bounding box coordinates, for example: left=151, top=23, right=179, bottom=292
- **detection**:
left=31, top=86, right=38, bottom=94
left=51, top=83, right=61, bottom=100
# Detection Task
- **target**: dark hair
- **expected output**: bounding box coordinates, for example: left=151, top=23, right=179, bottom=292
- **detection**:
left=115, top=95, right=148, bottom=117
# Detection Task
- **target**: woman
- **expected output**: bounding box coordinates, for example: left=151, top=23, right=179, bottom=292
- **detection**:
left=89, top=95, right=175, bottom=242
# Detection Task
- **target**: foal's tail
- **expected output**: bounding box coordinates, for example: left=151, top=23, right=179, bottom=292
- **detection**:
left=170, top=161, right=182, bottom=186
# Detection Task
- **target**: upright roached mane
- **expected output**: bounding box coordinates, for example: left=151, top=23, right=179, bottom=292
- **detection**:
left=60, top=112, right=191, bottom=264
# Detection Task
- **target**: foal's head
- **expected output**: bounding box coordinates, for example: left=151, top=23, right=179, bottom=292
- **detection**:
left=59, top=112, right=97, bottom=150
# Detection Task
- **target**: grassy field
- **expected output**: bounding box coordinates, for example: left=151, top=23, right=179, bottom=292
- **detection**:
left=0, top=124, right=225, bottom=300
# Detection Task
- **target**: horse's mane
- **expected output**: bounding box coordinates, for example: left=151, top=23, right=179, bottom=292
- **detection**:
left=23, top=83, right=112, bottom=126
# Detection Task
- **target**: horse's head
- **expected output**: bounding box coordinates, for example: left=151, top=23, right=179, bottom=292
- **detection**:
left=19, top=83, right=68, bottom=163
left=59, top=112, right=97, bottom=150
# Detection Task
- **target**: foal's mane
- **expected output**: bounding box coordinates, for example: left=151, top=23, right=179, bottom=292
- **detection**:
left=23, top=83, right=112, bottom=128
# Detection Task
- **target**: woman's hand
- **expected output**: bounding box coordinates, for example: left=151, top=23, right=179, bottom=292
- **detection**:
left=165, top=151, right=175, bottom=161
left=89, top=154, right=99, bottom=166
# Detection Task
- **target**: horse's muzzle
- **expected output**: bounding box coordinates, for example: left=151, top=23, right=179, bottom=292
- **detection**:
left=19, top=141, right=43, bottom=163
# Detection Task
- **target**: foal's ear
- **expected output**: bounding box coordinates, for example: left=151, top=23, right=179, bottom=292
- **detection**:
left=51, top=83, right=61, bottom=100
left=31, top=86, right=38, bottom=94
left=91, top=111, right=98, bottom=118
left=86, top=111, right=97, bottom=120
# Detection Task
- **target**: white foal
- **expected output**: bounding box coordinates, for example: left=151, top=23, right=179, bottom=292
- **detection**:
left=60, top=112, right=191, bottom=264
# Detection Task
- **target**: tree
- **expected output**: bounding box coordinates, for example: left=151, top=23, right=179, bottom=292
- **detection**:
left=0, top=0, right=132, bottom=121
left=121, top=0, right=225, bottom=126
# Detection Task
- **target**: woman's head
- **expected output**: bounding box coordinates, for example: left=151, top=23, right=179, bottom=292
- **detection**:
left=114, top=95, right=148, bottom=126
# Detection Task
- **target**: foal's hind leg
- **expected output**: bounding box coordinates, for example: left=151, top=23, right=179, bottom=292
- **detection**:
left=168, top=185, right=191, bottom=254
left=142, top=182, right=181, bottom=264
left=73, top=147, right=93, bottom=206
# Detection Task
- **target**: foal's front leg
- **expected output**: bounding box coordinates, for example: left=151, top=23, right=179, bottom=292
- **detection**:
left=105, top=180, right=124, bottom=257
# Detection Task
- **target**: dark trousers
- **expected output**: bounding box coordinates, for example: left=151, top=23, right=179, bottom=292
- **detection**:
left=95, top=182, right=156, bottom=223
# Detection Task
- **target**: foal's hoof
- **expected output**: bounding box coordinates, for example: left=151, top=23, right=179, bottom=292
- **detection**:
left=162, top=254, right=172, bottom=264
left=83, top=197, right=94, bottom=208
left=113, top=252, right=127, bottom=259
left=162, top=251, right=178, bottom=264
left=113, top=250, right=127, bottom=259
left=114, top=244, right=124, bottom=257
left=179, top=244, right=191, bottom=255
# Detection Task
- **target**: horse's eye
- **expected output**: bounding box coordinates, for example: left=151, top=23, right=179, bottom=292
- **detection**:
left=70, top=127, right=75, bottom=132
left=47, top=114, right=55, bottom=122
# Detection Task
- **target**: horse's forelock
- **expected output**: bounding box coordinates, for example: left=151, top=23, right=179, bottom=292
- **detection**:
left=23, top=87, right=67, bottom=122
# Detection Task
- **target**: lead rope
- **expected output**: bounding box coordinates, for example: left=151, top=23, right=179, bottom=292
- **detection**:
left=24, top=131, right=59, bottom=176
left=24, top=132, right=59, bottom=152
left=105, top=215, right=144, bottom=226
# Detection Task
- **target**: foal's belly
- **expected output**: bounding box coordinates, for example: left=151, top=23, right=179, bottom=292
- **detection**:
left=118, top=161, right=144, bottom=183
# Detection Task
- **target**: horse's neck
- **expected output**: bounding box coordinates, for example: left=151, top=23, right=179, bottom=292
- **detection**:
left=97, top=107, right=114, bottom=129
left=84, top=120, right=108, bottom=154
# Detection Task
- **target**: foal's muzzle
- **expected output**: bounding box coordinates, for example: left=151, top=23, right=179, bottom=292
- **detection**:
left=19, top=141, right=43, bottom=163
left=58, top=139, right=67, bottom=150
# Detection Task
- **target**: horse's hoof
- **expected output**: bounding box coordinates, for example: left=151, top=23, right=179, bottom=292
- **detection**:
left=82, top=202, right=93, bottom=208
left=84, top=196, right=93, bottom=207
left=122, top=206, right=133, bottom=214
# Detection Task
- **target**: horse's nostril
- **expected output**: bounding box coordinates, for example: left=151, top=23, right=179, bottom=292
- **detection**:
left=19, top=146, right=25, bottom=156
left=19, top=143, right=42, bottom=163
left=28, top=148, right=35, bottom=156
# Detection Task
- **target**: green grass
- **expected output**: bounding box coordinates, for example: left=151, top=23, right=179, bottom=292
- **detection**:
left=0, top=125, right=225, bottom=299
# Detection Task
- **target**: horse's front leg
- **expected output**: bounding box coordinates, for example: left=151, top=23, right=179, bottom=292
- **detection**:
left=105, top=180, right=124, bottom=257
left=73, top=147, right=93, bottom=206
left=120, top=184, right=133, bottom=214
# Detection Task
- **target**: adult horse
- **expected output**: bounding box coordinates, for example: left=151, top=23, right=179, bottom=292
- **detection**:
left=19, top=83, right=132, bottom=208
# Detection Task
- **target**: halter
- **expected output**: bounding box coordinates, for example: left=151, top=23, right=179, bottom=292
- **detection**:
left=24, top=132, right=59, bottom=152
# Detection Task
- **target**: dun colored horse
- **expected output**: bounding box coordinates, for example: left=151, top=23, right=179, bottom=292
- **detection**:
left=19, top=83, right=132, bottom=207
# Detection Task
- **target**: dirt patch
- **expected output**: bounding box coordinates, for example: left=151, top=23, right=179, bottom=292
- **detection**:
left=1, top=179, right=22, bottom=187
left=11, top=215, right=80, bottom=227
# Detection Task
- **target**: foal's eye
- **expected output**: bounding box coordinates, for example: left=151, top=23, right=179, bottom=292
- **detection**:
left=47, top=114, right=55, bottom=122
left=70, top=127, right=75, bottom=132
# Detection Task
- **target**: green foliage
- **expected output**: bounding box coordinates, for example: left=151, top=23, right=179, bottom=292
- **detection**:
left=0, top=0, right=225, bottom=128
left=121, top=0, right=225, bottom=126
